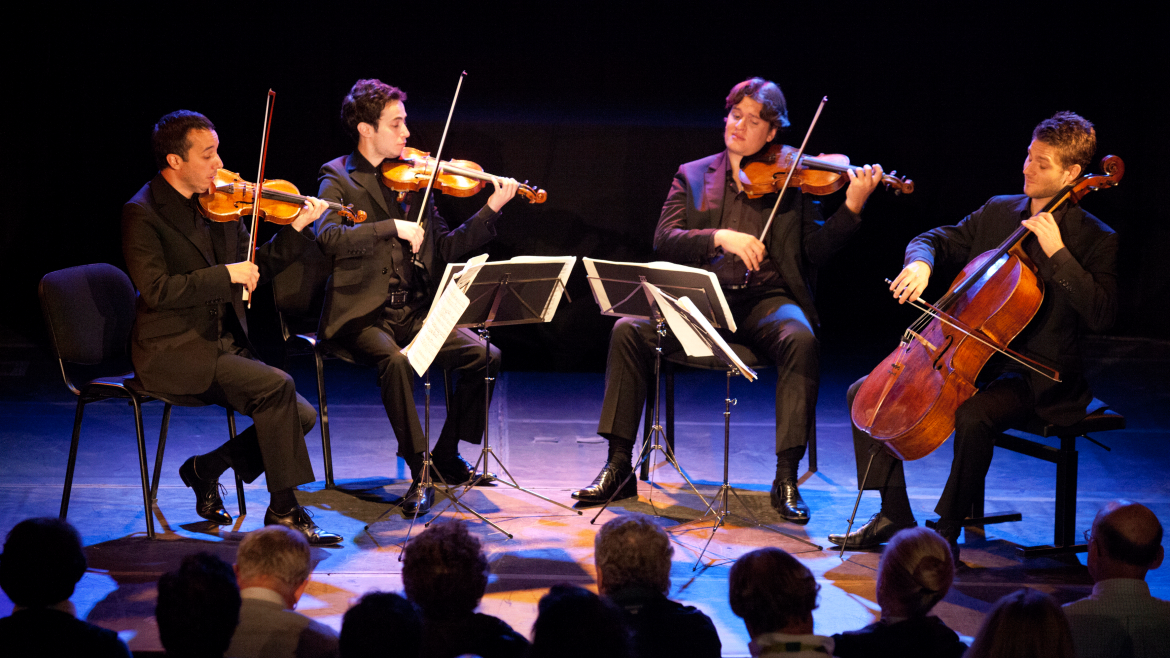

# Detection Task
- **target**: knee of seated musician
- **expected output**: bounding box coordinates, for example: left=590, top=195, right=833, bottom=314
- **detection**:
left=846, top=376, right=867, bottom=406
left=611, top=317, right=655, bottom=349
left=295, top=393, right=317, bottom=433
left=374, top=349, right=412, bottom=380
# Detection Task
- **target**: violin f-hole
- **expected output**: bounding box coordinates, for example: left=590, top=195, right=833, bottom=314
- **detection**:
left=932, top=334, right=954, bottom=371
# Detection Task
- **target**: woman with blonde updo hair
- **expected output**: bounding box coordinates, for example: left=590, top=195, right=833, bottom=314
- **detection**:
left=832, top=527, right=967, bottom=657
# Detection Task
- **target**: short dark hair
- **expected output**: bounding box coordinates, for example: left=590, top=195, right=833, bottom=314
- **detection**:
left=152, top=110, right=216, bottom=170
left=726, top=77, right=790, bottom=131
left=340, top=591, right=422, bottom=658
left=729, top=547, right=819, bottom=635
left=595, top=515, right=672, bottom=595
left=1032, top=111, right=1096, bottom=172
left=156, top=552, right=240, bottom=658
left=1097, top=512, right=1164, bottom=567
left=341, top=79, right=406, bottom=143
left=530, top=584, right=632, bottom=658
left=401, top=521, right=487, bottom=619
left=0, top=517, right=88, bottom=607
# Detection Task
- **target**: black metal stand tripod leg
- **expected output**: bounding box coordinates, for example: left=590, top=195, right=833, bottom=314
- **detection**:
left=837, top=445, right=879, bottom=559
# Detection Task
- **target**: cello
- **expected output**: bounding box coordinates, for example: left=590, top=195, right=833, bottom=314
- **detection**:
left=850, top=155, right=1124, bottom=462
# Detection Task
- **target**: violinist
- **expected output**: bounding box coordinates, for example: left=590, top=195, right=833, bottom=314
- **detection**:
left=121, top=110, right=341, bottom=545
left=572, top=77, right=886, bottom=521
left=832, top=112, right=1118, bottom=559
left=314, top=79, right=520, bottom=516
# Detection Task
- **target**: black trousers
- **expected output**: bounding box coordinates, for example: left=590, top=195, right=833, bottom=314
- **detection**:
left=330, top=305, right=502, bottom=459
left=195, top=348, right=317, bottom=493
left=597, top=287, right=819, bottom=453
left=846, top=372, right=1034, bottom=522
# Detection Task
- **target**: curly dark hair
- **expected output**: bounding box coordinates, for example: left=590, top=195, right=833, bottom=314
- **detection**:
left=152, top=110, right=216, bottom=170
left=725, top=77, right=790, bottom=131
left=401, top=520, right=488, bottom=619
left=729, top=547, right=819, bottom=636
left=0, top=517, right=87, bottom=608
left=1032, top=111, right=1096, bottom=172
left=156, top=552, right=240, bottom=658
left=341, top=78, right=407, bottom=143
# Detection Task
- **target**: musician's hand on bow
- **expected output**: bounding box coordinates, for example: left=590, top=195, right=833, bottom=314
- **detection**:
left=226, top=261, right=260, bottom=293
left=1022, top=212, right=1065, bottom=257
left=487, top=176, right=520, bottom=212
left=394, top=219, right=425, bottom=253
left=844, top=163, right=884, bottom=214
left=891, top=260, right=931, bottom=304
left=715, top=229, right=766, bottom=271
left=292, top=197, right=330, bottom=232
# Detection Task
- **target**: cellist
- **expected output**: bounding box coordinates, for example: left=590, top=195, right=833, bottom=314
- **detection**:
left=831, top=112, right=1118, bottom=560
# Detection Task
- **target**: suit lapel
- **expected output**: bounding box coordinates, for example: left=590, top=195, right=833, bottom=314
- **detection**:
left=702, top=152, right=728, bottom=216
left=150, top=176, right=214, bottom=266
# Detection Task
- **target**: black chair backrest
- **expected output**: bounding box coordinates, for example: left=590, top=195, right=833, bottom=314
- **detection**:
left=271, top=242, right=331, bottom=340
left=39, top=263, right=137, bottom=390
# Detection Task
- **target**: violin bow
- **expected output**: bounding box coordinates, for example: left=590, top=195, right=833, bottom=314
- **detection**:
left=243, top=89, right=276, bottom=308
left=757, top=96, right=827, bottom=240
left=413, top=71, right=467, bottom=232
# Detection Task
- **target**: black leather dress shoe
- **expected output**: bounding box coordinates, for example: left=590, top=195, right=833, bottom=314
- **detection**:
left=264, top=506, right=343, bottom=545
left=179, top=456, right=231, bottom=525
left=771, top=478, right=810, bottom=524
left=571, top=464, right=636, bottom=504
left=432, top=454, right=496, bottom=486
left=400, top=482, right=435, bottom=517
left=828, top=512, right=917, bottom=549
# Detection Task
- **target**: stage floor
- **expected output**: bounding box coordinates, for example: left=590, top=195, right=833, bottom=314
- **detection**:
left=2, top=336, right=1167, bottom=656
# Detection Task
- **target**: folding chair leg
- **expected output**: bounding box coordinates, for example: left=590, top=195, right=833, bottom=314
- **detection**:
left=229, top=409, right=248, bottom=517
left=150, top=403, right=173, bottom=503
left=129, top=396, right=156, bottom=539
left=60, top=398, right=87, bottom=520
left=315, top=348, right=334, bottom=489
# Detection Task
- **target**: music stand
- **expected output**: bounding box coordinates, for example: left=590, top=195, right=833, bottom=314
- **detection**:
left=647, top=288, right=823, bottom=566
left=583, top=259, right=736, bottom=520
left=428, top=257, right=583, bottom=537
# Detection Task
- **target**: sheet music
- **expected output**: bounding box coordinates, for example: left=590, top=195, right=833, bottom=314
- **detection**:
left=582, top=258, right=736, bottom=333
left=675, top=295, right=756, bottom=381
left=646, top=284, right=712, bottom=358
left=453, top=253, right=489, bottom=293
left=402, top=281, right=471, bottom=376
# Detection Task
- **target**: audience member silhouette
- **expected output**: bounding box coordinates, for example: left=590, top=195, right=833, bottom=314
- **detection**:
left=0, top=517, right=131, bottom=657
left=156, top=552, right=241, bottom=658
left=1063, top=501, right=1168, bottom=658
left=729, top=547, right=832, bottom=658
left=529, top=584, right=633, bottom=658
left=831, top=527, right=965, bottom=657
left=966, top=588, right=1074, bottom=658
left=226, top=526, right=339, bottom=658
left=401, top=520, right=528, bottom=658
left=339, top=592, right=422, bottom=658
left=593, top=515, right=720, bottom=658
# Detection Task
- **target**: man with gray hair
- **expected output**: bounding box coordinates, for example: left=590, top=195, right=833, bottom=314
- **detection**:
left=1063, top=501, right=1168, bottom=658
left=594, top=515, right=720, bottom=658
left=226, top=526, right=339, bottom=658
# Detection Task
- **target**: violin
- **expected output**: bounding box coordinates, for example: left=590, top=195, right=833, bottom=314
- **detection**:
left=740, top=143, right=914, bottom=198
left=850, top=155, right=1124, bottom=462
left=199, top=168, right=367, bottom=224
left=381, top=147, right=548, bottom=204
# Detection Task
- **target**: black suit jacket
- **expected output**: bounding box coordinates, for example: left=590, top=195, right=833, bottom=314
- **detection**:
left=314, top=153, right=498, bottom=341
left=653, top=150, right=862, bottom=329
left=121, top=174, right=314, bottom=394
left=905, top=194, right=1118, bottom=424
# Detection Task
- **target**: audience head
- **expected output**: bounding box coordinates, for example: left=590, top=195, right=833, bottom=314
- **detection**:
left=965, top=588, right=1074, bottom=658
left=234, top=525, right=312, bottom=608
left=402, top=520, right=488, bottom=620
left=1088, top=500, right=1164, bottom=581
left=594, top=515, right=673, bottom=596
left=156, top=552, right=241, bottom=658
left=876, top=527, right=955, bottom=618
left=340, top=591, right=422, bottom=658
left=729, top=547, right=819, bottom=637
left=530, top=584, right=632, bottom=658
left=0, top=517, right=88, bottom=608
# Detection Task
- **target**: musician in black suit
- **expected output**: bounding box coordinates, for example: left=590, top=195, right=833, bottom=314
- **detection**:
left=831, top=112, right=1118, bottom=558
left=314, top=79, right=519, bottom=515
left=572, top=77, right=885, bottom=522
left=122, top=110, right=341, bottom=545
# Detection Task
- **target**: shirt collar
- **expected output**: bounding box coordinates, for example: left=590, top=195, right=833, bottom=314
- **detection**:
left=1092, top=578, right=1153, bottom=598
left=241, top=586, right=289, bottom=608
left=749, top=632, right=834, bottom=656
left=354, top=151, right=382, bottom=174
